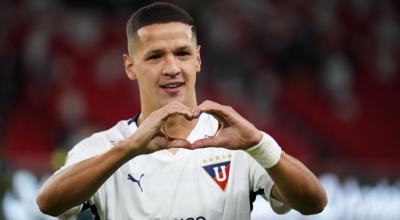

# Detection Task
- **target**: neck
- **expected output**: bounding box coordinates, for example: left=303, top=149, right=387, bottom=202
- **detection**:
left=164, top=114, right=198, bottom=139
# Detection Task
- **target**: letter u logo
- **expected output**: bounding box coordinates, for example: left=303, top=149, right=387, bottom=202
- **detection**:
left=213, top=165, right=227, bottom=182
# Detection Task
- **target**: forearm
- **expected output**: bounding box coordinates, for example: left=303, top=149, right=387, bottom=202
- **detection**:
left=37, top=143, right=133, bottom=216
left=267, top=152, right=327, bottom=214
left=246, top=132, right=327, bottom=214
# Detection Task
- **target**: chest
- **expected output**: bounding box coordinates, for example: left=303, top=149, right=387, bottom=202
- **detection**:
left=99, top=149, right=251, bottom=219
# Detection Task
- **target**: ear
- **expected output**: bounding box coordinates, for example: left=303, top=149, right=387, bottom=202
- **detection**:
left=123, top=54, right=136, bottom=80
left=196, top=45, right=202, bottom=73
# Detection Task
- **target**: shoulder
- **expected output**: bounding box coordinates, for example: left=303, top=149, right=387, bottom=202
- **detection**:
left=66, top=120, right=135, bottom=164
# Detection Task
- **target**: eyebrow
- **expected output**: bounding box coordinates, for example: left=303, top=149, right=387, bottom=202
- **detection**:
left=145, top=49, right=164, bottom=57
left=174, top=45, right=192, bottom=52
left=144, top=45, right=193, bottom=56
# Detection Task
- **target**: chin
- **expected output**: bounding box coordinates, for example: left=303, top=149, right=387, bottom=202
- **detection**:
left=160, top=96, right=186, bottom=106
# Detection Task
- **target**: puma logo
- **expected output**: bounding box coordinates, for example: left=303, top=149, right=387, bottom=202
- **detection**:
left=128, top=173, right=144, bottom=192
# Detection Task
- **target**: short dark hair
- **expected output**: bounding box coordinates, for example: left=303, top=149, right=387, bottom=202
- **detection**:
left=126, top=2, right=197, bottom=39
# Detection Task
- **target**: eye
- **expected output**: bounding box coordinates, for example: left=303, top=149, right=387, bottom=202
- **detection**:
left=176, top=51, right=191, bottom=57
left=146, top=54, right=161, bottom=60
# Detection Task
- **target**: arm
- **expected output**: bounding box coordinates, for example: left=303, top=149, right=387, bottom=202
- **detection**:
left=268, top=152, right=327, bottom=215
left=37, top=101, right=193, bottom=216
left=36, top=144, right=133, bottom=216
left=191, top=100, right=327, bottom=215
left=247, top=131, right=327, bottom=214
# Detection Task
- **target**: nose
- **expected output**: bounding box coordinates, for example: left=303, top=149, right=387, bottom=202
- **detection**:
left=162, top=54, right=180, bottom=77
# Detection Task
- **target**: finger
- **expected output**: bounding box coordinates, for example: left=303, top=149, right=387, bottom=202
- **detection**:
left=191, top=137, right=223, bottom=149
left=162, top=102, right=195, bottom=120
left=178, top=103, right=199, bottom=120
left=191, top=108, right=202, bottom=118
left=195, top=100, right=233, bottom=122
left=162, top=107, right=192, bottom=121
left=169, top=101, right=192, bottom=113
left=165, top=138, right=192, bottom=149
left=150, top=135, right=188, bottom=150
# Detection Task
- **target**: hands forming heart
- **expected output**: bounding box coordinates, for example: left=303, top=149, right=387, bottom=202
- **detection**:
left=123, top=100, right=263, bottom=157
left=162, top=112, right=223, bottom=140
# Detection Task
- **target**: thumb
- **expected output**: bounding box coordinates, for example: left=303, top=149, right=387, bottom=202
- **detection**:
left=166, top=138, right=191, bottom=149
left=191, top=137, right=221, bottom=149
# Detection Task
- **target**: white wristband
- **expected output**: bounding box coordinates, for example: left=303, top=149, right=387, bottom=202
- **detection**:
left=246, top=132, right=282, bottom=169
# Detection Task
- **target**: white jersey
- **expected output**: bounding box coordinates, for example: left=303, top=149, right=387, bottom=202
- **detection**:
left=58, top=113, right=288, bottom=220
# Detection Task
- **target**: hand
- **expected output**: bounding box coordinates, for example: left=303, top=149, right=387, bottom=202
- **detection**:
left=121, top=101, right=194, bottom=156
left=191, top=100, right=263, bottom=150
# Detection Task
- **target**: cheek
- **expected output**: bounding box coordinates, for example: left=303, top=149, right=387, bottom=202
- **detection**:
left=138, top=66, right=159, bottom=86
left=182, top=60, right=198, bottom=80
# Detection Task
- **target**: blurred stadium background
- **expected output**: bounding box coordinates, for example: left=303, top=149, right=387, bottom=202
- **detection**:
left=1, top=0, right=399, bottom=219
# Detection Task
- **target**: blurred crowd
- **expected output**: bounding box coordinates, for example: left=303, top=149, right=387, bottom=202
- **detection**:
left=252, top=173, right=400, bottom=220
left=0, top=0, right=399, bottom=219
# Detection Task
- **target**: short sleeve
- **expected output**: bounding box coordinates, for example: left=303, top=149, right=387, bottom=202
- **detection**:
left=57, top=135, right=103, bottom=170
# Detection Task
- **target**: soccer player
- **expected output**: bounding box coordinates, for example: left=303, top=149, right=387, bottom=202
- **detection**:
left=37, top=2, right=327, bottom=219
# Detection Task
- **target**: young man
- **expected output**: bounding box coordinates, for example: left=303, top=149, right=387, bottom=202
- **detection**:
left=37, top=2, right=327, bottom=219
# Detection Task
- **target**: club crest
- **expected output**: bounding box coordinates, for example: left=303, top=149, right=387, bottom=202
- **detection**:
left=202, top=160, right=231, bottom=191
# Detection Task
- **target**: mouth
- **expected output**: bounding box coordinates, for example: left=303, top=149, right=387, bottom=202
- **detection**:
left=160, top=82, right=185, bottom=94
left=160, top=82, right=185, bottom=89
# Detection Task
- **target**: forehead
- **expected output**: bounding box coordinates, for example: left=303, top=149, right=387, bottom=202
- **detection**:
left=134, top=22, right=195, bottom=52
